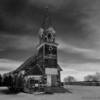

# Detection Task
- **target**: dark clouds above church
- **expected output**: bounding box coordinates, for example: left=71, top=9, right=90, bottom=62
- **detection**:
left=0, top=0, right=100, bottom=77
left=0, top=0, right=90, bottom=36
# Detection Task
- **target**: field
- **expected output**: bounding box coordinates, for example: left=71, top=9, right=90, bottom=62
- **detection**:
left=0, top=86, right=100, bottom=100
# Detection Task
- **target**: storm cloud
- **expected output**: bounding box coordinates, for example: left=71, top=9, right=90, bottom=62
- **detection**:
left=0, top=0, right=100, bottom=80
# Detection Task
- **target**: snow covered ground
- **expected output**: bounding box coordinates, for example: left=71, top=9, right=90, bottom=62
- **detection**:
left=0, top=86, right=100, bottom=100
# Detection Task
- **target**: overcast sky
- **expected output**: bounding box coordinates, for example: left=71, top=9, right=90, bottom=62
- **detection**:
left=0, top=0, right=100, bottom=81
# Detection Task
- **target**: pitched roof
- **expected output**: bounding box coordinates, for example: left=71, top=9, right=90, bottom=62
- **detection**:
left=57, top=64, right=63, bottom=71
left=14, top=55, right=37, bottom=73
left=12, top=55, right=62, bottom=74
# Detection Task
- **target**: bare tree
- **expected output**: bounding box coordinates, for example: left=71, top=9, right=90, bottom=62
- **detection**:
left=84, top=74, right=99, bottom=82
left=95, top=72, right=100, bottom=81
left=64, top=76, right=76, bottom=83
left=84, top=74, right=100, bottom=86
left=84, top=75, right=95, bottom=82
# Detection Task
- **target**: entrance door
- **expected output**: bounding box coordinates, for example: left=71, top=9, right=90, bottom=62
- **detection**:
left=45, top=68, right=58, bottom=87
left=51, top=75, right=57, bottom=86
left=47, top=75, right=58, bottom=86
left=47, top=75, right=52, bottom=86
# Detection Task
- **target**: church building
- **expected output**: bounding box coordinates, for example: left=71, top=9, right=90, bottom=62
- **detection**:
left=7, top=7, right=63, bottom=92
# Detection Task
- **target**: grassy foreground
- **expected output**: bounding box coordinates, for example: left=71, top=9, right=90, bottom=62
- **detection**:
left=0, top=86, right=100, bottom=100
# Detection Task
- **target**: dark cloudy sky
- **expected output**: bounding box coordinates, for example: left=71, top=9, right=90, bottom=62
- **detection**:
left=0, top=0, right=100, bottom=80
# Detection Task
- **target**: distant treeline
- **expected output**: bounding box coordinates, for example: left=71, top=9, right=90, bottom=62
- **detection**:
left=64, top=81, right=100, bottom=86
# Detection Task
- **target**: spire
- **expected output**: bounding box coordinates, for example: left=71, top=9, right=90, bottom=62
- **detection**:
left=38, top=7, right=56, bottom=44
left=41, top=6, right=52, bottom=30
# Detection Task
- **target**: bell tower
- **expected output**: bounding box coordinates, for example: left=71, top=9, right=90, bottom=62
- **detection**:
left=37, top=7, right=58, bottom=64
left=37, top=7, right=61, bottom=86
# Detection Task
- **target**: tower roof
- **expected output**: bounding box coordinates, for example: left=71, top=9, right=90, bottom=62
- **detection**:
left=41, top=7, right=52, bottom=30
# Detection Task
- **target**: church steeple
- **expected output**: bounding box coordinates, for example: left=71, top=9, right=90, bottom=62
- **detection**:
left=38, top=7, right=56, bottom=44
